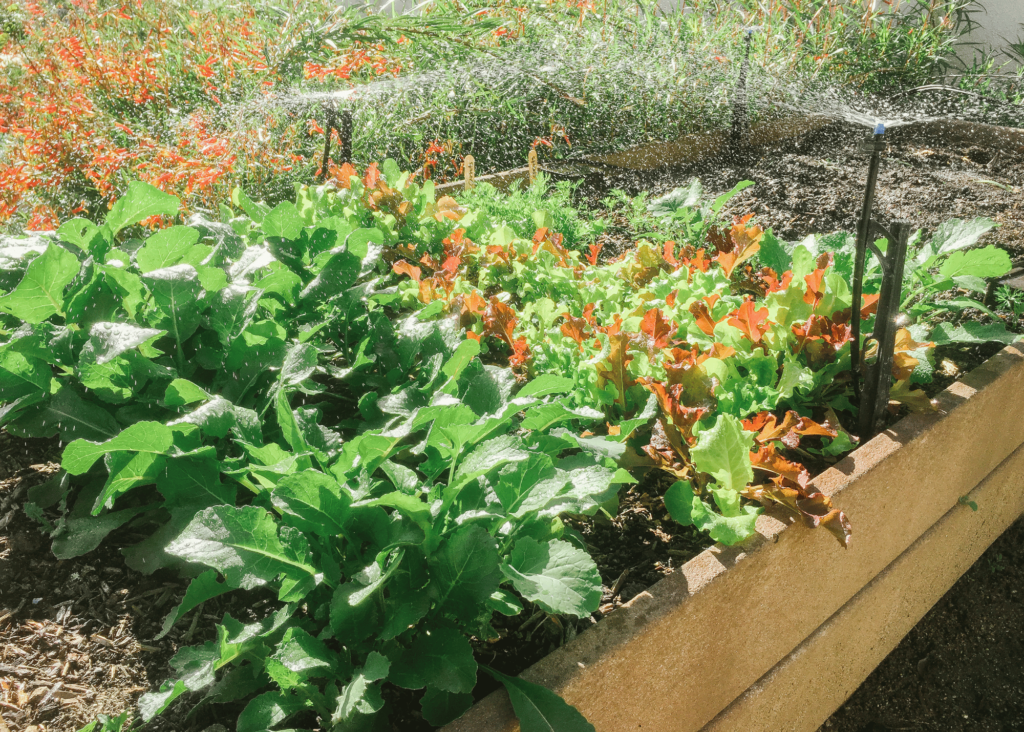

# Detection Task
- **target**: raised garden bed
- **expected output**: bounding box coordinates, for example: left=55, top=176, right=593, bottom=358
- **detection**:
left=2, top=113, right=1023, bottom=732
left=445, top=340, right=1024, bottom=732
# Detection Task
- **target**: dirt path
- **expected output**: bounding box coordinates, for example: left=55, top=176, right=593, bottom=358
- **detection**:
left=823, top=516, right=1024, bottom=732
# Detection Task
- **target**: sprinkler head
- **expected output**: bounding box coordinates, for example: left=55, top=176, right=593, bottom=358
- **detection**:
left=874, top=121, right=886, bottom=136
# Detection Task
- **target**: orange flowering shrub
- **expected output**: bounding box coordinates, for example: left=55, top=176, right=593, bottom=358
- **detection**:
left=0, top=0, right=406, bottom=229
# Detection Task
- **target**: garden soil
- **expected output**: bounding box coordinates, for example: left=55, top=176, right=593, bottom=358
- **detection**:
left=611, top=120, right=1024, bottom=265
left=2, top=121, right=1023, bottom=731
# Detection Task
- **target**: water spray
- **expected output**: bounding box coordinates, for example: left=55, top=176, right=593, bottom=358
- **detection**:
left=850, top=122, right=912, bottom=438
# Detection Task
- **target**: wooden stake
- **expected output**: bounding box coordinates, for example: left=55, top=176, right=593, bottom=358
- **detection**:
left=463, top=155, right=475, bottom=192
left=528, top=148, right=538, bottom=184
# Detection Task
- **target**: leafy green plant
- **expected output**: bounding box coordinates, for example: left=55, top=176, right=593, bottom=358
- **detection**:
left=995, top=285, right=1024, bottom=319
left=899, top=218, right=1010, bottom=321
left=456, top=173, right=605, bottom=250
left=1, top=164, right=625, bottom=731
left=4, top=166, right=1018, bottom=731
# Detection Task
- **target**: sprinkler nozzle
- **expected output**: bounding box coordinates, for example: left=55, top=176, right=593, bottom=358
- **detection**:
left=874, top=122, right=886, bottom=136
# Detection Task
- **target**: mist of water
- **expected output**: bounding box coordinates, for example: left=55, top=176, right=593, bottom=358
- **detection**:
left=212, top=18, right=1024, bottom=177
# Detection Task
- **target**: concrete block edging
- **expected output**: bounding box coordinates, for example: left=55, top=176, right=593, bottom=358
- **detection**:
left=444, top=343, right=1024, bottom=732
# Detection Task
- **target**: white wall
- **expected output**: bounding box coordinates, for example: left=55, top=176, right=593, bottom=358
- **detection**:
left=958, top=0, right=1024, bottom=69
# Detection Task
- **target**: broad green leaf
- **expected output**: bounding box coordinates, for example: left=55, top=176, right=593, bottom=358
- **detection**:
left=200, top=662, right=270, bottom=707
left=266, top=627, right=336, bottom=686
left=101, top=263, right=146, bottom=319
left=168, top=397, right=262, bottom=443
left=135, top=226, right=200, bottom=273
left=300, top=248, right=360, bottom=300
left=521, top=402, right=603, bottom=432
left=163, top=378, right=211, bottom=406
left=938, top=245, right=1011, bottom=280
left=294, top=406, right=342, bottom=465
left=483, top=667, right=595, bottom=732
left=380, top=564, right=431, bottom=640
left=94, top=450, right=167, bottom=513
left=142, top=264, right=204, bottom=346
left=930, top=296, right=1003, bottom=320
left=206, top=284, right=259, bottom=346
left=276, top=390, right=308, bottom=454
left=930, top=217, right=998, bottom=254
left=0, top=242, right=81, bottom=323
left=501, top=538, right=601, bottom=616
left=104, top=182, right=180, bottom=237
left=330, top=551, right=405, bottom=643
left=262, top=201, right=305, bottom=240
left=79, top=322, right=163, bottom=365
left=63, top=420, right=175, bottom=475
left=664, top=481, right=761, bottom=545
left=196, top=264, right=228, bottom=292
left=166, top=505, right=318, bottom=594
left=332, top=652, right=390, bottom=724
left=155, top=569, right=232, bottom=640
left=231, top=186, right=269, bottom=223
left=138, top=680, right=187, bottom=721
left=494, top=454, right=556, bottom=514
left=346, top=227, right=384, bottom=261
left=143, top=263, right=202, bottom=313
left=237, top=690, right=310, bottom=732
left=487, top=588, right=524, bottom=616
left=389, top=626, right=477, bottom=693
left=610, top=391, right=658, bottom=443
left=430, top=524, right=502, bottom=621
left=26, top=470, right=70, bottom=509
left=158, top=452, right=235, bottom=509
left=58, top=217, right=107, bottom=254
left=51, top=504, right=150, bottom=559
left=712, top=180, right=754, bottom=214
left=279, top=342, right=319, bottom=388
left=380, top=459, right=420, bottom=494
left=777, top=355, right=815, bottom=400
left=370, top=492, right=432, bottom=534
left=689, top=414, right=753, bottom=494
left=252, top=262, right=302, bottom=304
left=441, top=338, right=480, bottom=384
left=647, top=179, right=702, bottom=219
left=518, top=374, right=575, bottom=398
left=451, top=434, right=531, bottom=489
left=790, top=243, right=817, bottom=280
left=929, top=321, right=1020, bottom=345
left=0, top=349, right=51, bottom=402
left=230, top=246, right=277, bottom=282
left=421, top=687, right=475, bottom=727
left=7, top=384, right=119, bottom=442
left=525, top=462, right=630, bottom=519
left=758, top=230, right=791, bottom=274
left=271, top=470, right=353, bottom=540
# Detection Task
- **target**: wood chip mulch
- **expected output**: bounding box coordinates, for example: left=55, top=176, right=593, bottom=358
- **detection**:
left=0, top=432, right=188, bottom=732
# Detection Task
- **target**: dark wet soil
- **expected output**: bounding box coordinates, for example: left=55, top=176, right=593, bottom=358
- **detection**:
left=636, top=121, right=1024, bottom=263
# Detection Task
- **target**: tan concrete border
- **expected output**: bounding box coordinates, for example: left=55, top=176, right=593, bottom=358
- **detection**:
left=703, top=441, right=1024, bottom=732
left=444, top=342, right=1024, bottom=732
